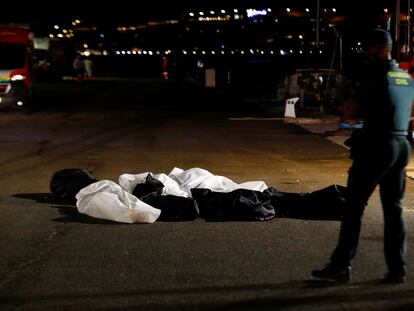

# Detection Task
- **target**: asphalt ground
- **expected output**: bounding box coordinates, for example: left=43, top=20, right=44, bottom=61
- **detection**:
left=1, top=79, right=414, bottom=310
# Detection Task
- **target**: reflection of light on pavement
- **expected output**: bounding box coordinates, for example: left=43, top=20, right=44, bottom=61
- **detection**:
left=230, top=114, right=414, bottom=180
left=406, top=165, right=414, bottom=180
left=298, top=117, right=414, bottom=176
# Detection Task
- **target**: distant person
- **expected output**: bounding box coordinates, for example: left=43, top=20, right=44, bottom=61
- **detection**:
left=312, top=29, right=414, bottom=284
left=161, top=56, right=169, bottom=80
left=84, top=58, right=94, bottom=80
left=72, top=55, right=84, bottom=81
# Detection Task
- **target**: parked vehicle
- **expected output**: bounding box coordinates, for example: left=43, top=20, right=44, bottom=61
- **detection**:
left=0, top=24, right=35, bottom=113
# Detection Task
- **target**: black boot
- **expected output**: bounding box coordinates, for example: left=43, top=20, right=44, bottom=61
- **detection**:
left=381, top=272, right=406, bottom=284
left=311, top=263, right=351, bottom=283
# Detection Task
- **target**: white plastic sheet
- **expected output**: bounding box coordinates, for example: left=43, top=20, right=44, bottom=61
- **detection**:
left=75, top=168, right=268, bottom=224
left=76, top=180, right=161, bottom=223
left=168, top=167, right=268, bottom=194
left=118, top=172, right=151, bottom=193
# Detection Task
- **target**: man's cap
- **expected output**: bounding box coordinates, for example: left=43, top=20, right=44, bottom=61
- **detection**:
left=364, top=28, right=393, bottom=47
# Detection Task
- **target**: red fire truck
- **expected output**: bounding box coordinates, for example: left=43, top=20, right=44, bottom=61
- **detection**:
left=0, top=24, right=35, bottom=113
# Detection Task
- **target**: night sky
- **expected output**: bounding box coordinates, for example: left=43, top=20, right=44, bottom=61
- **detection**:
left=0, top=0, right=397, bottom=33
left=1, top=0, right=392, bottom=20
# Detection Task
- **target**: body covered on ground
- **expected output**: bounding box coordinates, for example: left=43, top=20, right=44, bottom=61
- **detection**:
left=50, top=167, right=347, bottom=223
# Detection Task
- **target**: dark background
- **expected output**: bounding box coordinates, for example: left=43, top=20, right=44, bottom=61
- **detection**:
left=0, top=0, right=404, bottom=105
left=0, top=1, right=391, bottom=27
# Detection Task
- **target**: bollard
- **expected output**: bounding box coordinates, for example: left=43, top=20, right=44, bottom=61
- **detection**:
left=284, top=97, right=299, bottom=118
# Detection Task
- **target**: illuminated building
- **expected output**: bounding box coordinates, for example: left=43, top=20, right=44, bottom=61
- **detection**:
left=40, top=1, right=408, bottom=80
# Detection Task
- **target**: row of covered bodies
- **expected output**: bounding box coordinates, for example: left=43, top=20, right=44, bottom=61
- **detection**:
left=51, top=167, right=347, bottom=224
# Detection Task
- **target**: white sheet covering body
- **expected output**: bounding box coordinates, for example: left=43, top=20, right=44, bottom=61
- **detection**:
left=76, top=180, right=161, bottom=223
left=75, top=168, right=267, bottom=224
left=120, top=167, right=268, bottom=197
left=168, top=167, right=268, bottom=194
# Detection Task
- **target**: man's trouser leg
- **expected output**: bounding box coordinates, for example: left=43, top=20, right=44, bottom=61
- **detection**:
left=330, top=161, right=377, bottom=266
left=380, top=137, right=410, bottom=274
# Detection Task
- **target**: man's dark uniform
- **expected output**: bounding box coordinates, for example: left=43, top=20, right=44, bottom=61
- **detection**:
left=331, top=57, right=414, bottom=276
left=312, top=29, right=414, bottom=283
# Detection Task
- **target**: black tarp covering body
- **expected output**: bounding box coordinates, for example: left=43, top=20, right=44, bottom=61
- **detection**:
left=50, top=168, right=347, bottom=222
left=132, top=174, right=199, bottom=221
left=50, top=168, right=98, bottom=203
left=192, top=184, right=347, bottom=221
left=265, top=184, right=347, bottom=220
left=191, top=188, right=275, bottom=221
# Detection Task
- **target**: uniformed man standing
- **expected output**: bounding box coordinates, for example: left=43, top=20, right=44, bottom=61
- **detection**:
left=312, top=28, right=414, bottom=284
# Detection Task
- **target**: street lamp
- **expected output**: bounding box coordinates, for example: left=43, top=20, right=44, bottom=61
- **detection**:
left=323, top=23, right=343, bottom=111
left=329, top=24, right=342, bottom=73
left=316, top=0, right=320, bottom=48
left=407, top=0, right=411, bottom=57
